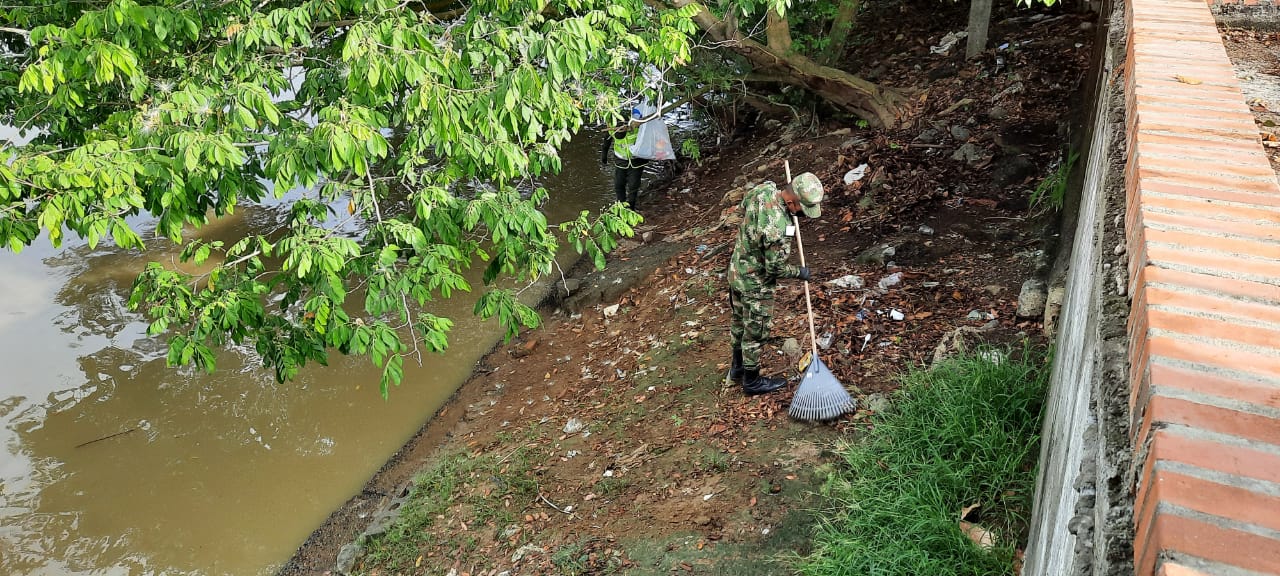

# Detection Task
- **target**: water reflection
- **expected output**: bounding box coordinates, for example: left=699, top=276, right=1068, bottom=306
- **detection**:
left=0, top=133, right=616, bottom=575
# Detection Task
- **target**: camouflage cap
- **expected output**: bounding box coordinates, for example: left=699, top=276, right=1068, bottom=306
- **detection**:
left=791, top=172, right=824, bottom=218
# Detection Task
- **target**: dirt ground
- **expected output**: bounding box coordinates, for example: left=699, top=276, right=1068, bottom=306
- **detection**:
left=1221, top=26, right=1280, bottom=175
left=278, top=5, right=1097, bottom=576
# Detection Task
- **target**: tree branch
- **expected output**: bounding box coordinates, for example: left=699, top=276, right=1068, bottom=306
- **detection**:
left=0, top=27, right=31, bottom=38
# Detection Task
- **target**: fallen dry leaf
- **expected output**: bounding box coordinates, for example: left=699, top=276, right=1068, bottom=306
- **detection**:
left=1173, top=74, right=1202, bottom=85
left=960, top=520, right=996, bottom=549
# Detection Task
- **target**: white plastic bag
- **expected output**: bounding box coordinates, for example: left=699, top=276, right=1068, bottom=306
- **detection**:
left=629, top=101, right=673, bottom=161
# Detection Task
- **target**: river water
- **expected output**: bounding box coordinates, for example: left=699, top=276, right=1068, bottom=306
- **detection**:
left=0, top=128, right=618, bottom=575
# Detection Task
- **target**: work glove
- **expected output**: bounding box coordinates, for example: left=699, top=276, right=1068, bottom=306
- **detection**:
left=797, top=267, right=811, bottom=282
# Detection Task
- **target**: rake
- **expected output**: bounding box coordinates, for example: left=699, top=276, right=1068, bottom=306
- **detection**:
left=785, top=162, right=856, bottom=422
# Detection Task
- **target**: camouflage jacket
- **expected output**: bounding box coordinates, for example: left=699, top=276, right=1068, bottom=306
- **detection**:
left=728, top=182, right=800, bottom=293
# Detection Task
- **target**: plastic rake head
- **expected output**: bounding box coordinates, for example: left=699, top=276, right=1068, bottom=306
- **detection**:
left=788, top=357, right=856, bottom=422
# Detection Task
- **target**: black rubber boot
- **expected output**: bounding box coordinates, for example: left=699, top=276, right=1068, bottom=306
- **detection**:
left=728, top=347, right=744, bottom=383
left=742, top=368, right=785, bottom=396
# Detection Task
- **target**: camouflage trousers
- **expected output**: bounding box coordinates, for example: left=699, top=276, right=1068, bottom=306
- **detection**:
left=729, top=286, right=775, bottom=370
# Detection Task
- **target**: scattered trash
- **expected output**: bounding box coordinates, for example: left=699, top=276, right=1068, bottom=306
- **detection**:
left=967, top=310, right=995, bottom=321
left=922, top=281, right=941, bottom=288
left=563, top=418, right=586, bottom=434
left=695, top=244, right=709, bottom=253
left=918, top=225, right=934, bottom=236
left=817, top=332, right=834, bottom=349
left=979, top=349, right=1005, bottom=365
left=703, top=494, right=714, bottom=501
left=827, top=274, right=865, bottom=290
left=876, top=272, right=903, bottom=293
left=930, top=31, right=968, bottom=55
left=855, top=309, right=871, bottom=321
left=860, top=334, right=872, bottom=352
left=602, top=303, right=620, bottom=318
left=603, top=469, right=614, bottom=477
left=566, top=450, right=581, bottom=458
left=889, top=309, right=905, bottom=321
left=843, top=163, right=869, bottom=185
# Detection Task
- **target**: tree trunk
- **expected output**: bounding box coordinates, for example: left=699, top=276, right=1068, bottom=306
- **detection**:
left=965, top=0, right=993, bottom=60
left=766, top=8, right=792, bottom=53
left=653, top=0, right=908, bottom=128
left=822, top=0, right=861, bottom=66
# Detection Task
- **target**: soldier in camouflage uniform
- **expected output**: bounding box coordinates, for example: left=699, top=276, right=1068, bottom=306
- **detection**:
left=726, top=172, right=825, bottom=395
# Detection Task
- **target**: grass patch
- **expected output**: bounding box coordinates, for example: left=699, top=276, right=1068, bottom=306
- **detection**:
left=798, top=347, right=1050, bottom=576
left=697, top=447, right=730, bottom=473
left=1030, top=148, right=1079, bottom=212
left=357, top=445, right=537, bottom=573
left=594, top=475, right=632, bottom=497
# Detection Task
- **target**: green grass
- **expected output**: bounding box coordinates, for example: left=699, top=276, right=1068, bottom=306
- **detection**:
left=1030, top=148, right=1079, bottom=212
left=357, top=445, right=537, bottom=572
left=797, top=347, right=1050, bottom=576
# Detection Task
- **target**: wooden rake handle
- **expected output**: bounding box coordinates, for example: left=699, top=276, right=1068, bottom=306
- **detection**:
left=785, top=161, right=821, bottom=367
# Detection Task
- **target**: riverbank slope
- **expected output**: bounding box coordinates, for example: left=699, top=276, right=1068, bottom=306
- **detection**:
left=278, top=6, right=1096, bottom=575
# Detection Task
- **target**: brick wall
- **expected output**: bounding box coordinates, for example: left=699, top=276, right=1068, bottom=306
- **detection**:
left=1125, top=0, right=1280, bottom=574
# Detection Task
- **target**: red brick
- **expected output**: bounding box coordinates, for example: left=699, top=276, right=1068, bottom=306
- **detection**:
left=1131, top=44, right=1232, bottom=64
left=1145, top=227, right=1280, bottom=260
left=1134, top=91, right=1261, bottom=113
left=1134, top=467, right=1163, bottom=576
left=1145, top=244, right=1280, bottom=285
left=1129, top=303, right=1153, bottom=410
left=1147, top=284, right=1280, bottom=325
left=1134, top=140, right=1271, bottom=169
left=1141, top=208, right=1280, bottom=242
left=1151, top=361, right=1280, bottom=411
left=1134, top=128, right=1271, bottom=151
left=1134, top=150, right=1275, bottom=181
left=1132, top=111, right=1264, bottom=138
left=1148, top=334, right=1280, bottom=398
left=1147, top=390, right=1280, bottom=446
left=1128, top=55, right=1240, bottom=77
left=1138, top=155, right=1277, bottom=183
left=1142, top=512, right=1280, bottom=575
left=1143, top=428, right=1280, bottom=488
left=1132, top=77, right=1251, bottom=99
left=1145, top=266, right=1280, bottom=304
left=1157, top=561, right=1214, bottom=576
left=1137, top=168, right=1280, bottom=199
left=1160, top=469, right=1280, bottom=531
left=1136, top=184, right=1280, bottom=217
left=1133, top=113, right=1260, bottom=139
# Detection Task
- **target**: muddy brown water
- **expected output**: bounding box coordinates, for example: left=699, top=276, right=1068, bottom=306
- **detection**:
left=0, top=128, right=625, bottom=575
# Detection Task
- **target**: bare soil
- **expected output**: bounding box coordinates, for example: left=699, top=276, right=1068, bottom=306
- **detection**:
left=1221, top=26, right=1280, bottom=175
left=278, top=5, right=1097, bottom=576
